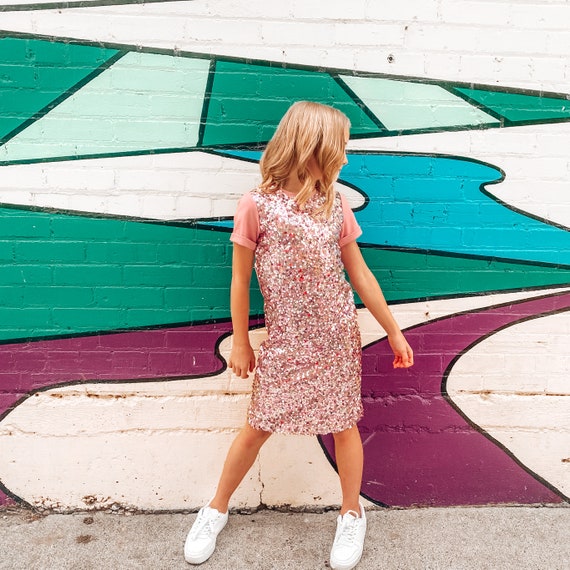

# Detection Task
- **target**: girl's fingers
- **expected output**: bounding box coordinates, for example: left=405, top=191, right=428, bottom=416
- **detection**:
left=393, top=347, right=414, bottom=368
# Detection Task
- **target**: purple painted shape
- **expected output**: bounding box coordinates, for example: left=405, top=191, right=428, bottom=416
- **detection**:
left=0, top=318, right=264, bottom=506
left=321, top=292, right=570, bottom=507
left=0, top=319, right=265, bottom=421
left=0, top=491, right=16, bottom=507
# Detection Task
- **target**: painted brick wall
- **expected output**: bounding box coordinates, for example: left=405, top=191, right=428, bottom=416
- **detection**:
left=0, top=0, right=568, bottom=512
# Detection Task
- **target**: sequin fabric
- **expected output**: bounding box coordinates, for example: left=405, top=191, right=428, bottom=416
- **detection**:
left=248, top=188, right=362, bottom=435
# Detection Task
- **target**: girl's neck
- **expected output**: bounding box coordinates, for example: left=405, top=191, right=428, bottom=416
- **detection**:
left=281, top=175, right=303, bottom=196
left=282, top=158, right=323, bottom=195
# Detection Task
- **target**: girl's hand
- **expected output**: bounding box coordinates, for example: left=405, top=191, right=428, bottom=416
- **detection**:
left=228, top=343, right=256, bottom=379
left=388, top=331, right=414, bottom=369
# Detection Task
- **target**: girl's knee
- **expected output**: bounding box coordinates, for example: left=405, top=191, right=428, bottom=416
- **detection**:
left=332, top=424, right=360, bottom=442
left=241, top=423, right=272, bottom=446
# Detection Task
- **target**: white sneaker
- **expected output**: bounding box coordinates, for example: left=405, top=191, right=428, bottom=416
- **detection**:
left=329, top=504, right=367, bottom=570
left=184, top=505, right=228, bottom=565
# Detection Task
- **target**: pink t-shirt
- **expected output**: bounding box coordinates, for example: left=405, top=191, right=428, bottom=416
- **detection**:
left=230, top=190, right=362, bottom=251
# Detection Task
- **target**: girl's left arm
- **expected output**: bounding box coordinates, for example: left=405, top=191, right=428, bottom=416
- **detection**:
left=341, top=241, right=414, bottom=369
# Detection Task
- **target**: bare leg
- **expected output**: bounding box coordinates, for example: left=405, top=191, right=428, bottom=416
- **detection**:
left=332, top=425, right=364, bottom=515
left=208, top=423, right=272, bottom=513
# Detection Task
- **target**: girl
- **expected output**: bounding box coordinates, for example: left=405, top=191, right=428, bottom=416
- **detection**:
left=184, top=101, right=414, bottom=569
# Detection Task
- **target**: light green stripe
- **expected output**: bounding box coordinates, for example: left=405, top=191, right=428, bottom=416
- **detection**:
left=0, top=52, right=210, bottom=162
left=340, top=76, right=499, bottom=131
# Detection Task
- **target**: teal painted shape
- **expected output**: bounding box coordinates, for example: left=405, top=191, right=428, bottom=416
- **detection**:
left=340, top=76, right=499, bottom=131
left=0, top=37, right=119, bottom=142
left=0, top=206, right=263, bottom=341
left=202, top=61, right=382, bottom=146
left=215, top=150, right=570, bottom=267
left=0, top=52, right=210, bottom=163
left=454, top=88, right=570, bottom=122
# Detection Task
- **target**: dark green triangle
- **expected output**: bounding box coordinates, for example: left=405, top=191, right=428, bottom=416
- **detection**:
left=0, top=37, right=120, bottom=142
left=454, top=87, right=570, bottom=123
left=202, top=61, right=382, bottom=146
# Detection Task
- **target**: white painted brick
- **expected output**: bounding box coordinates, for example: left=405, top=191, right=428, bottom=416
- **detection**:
left=365, top=0, right=440, bottom=22
left=354, top=49, right=427, bottom=77
left=260, top=21, right=336, bottom=46
left=334, top=22, right=406, bottom=47
left=179, top=0, right=296, bottom=20
left=139, top=194, right=178, bottom=218
left=547, top=31, right=570, bottom=55
left=438, top=0, right=513, bottom=26
left=406, top=24, right=549, bottom=56
left=175, top=195, right=213, bottom=218
left=510, top=4, right=570, bottom=30
left=290, top=0, right=367, bottom=20
left=185, top=17, right=262, bottom=44
left=530, top=58, right=567, bottom=83
left=44, top=168, right=114, bottom=191
left=115, top=169, right=186, bottom=192
left=277, top=46, right=358, bottom=72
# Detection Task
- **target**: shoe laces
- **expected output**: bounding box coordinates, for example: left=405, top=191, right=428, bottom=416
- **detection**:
left=189, top=509, right=219, bottom=540
left=336, top=511, right=361, bottom=546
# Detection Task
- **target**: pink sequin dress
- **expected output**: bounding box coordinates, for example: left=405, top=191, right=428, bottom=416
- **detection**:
left=230, top=188, right=363, bottom=435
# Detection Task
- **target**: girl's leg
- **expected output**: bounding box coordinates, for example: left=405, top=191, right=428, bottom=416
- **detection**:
left=208, top=423, right=272, bottom=513
left=332, top=425, right=364, bottom=515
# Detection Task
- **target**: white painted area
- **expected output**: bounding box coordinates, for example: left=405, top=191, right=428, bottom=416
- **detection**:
left=0, top=287, right=565, bottom=510
left=1, top=1, right=569, bottom=92
left=447, top=312, right=570, bottom=497
left=349, top=122, right=570, bottom=230
left=0, top=152, right=364, bottom=220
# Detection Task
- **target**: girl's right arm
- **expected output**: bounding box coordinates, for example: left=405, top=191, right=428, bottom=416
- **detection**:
left=228, top=243, right=256, bottom=379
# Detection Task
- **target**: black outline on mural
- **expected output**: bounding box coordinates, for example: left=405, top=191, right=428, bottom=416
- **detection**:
left=0, top=147, right=567, bottom=346
left=0, top=317, right=267, bottom=509
left=437, top=84, right=507, bottom=126
left=197, top=59, right=217, bottom=148
left=317, top=288, right=570, bottom=507
left=1, top=30, right=570, bottom=167
left=4, top=290, right=569, bottom=510
left=1, top=30, right=569, bottom=508
left=0, top=0, right=184, bottom=11
left=330, top=75, right=387, bottom=133
left=0, top=317, right=267, bottom=423
left=479, top=184, right=570, bottom=233
left=441, top=305, right=570, bottom=504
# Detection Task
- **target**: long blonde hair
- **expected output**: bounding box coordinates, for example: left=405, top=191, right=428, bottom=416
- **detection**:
left=259, top=101, right=350, bottom=217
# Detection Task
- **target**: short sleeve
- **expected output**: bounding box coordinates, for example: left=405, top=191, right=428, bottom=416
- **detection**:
left=230, top=192, right=260, bottom=251
left=339, top=193, right=362, bottom=247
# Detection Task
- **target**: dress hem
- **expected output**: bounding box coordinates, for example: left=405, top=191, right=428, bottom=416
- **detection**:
left=247, top=413, right=363, bottom=437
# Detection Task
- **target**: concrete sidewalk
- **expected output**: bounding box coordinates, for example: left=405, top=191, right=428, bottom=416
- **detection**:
left=1, top=506, right=569, bottom=570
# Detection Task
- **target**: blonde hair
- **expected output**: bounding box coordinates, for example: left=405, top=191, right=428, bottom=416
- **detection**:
left=259, top=101, right=350, bottom=217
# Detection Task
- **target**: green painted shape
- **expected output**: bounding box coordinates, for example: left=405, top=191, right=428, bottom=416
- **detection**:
left=202, top=61, right=382, bottom=146
left=359, top=246, right=570, bottom=304
left=0, top=37, right=119, bottom=141
left=454, top=88, right=570, bottom=122
left=0, top=207, right=263, bottom=341
left=0, top=205, right=568, bottom=341
left=340, top=76, right=499, bottom=131
left=0, top=52, right=210, bottom=163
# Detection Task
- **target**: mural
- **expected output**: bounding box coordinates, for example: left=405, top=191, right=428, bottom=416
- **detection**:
left=0, top=12, right=569, bottom=510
